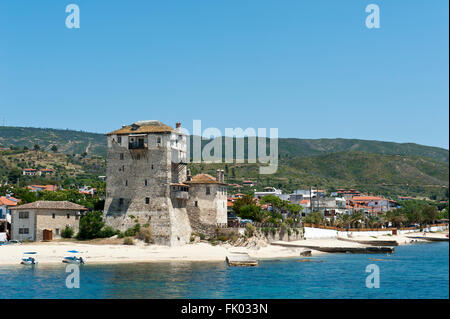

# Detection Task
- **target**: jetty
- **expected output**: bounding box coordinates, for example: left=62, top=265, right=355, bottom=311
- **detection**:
left=271, top=239, right=395, bottom=254
left=337, top=237, right=399, bottom=246
left=226, top=253, right=258, bottom=267
left=406, top=234, right=449, bottom=242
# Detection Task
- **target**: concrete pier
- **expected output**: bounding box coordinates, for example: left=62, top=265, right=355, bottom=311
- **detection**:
left=226, top=253, right=258, bottom=266
left=271, top=240, right=395, bottom=254
left=337, top=237, right=399, bottom=246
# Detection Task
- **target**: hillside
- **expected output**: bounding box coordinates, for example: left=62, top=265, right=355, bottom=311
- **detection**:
left=0, top=126, right=106, bottom=157
left=189, top=152, right=449, bottom=200
left=0, top=126, right=448, bottom=162
left=0, top=126, right=448, bottom=200
left=0, top=149, right=105, bottom=188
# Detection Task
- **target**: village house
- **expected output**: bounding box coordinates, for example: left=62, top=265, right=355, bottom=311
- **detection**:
left=0, top=196, right=20, bottom=241
left=10, top=201, right=87, bottom=241
left=254, top=187, right=282, bottom=200
left=242, top=180, right=255, bottom=187
left=27, top=185, right=58, bottom=192
left=347, top=196, right=398, bottom=215
left=39, top=168, right=54, bottom=176
left=22, top=168, right=37, bottom=176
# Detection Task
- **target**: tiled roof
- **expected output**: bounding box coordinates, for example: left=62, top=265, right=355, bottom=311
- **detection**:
left=352, top=196, right=386, bottom=201
left=187, top=174, right=221, bottom=184
left=0, top=196, right=19, bottom=206
left=10, top=201, right=87, bottom=211
left=107, top=121, right=174, bottom=136
left=27, top=185, right=58, bottom=192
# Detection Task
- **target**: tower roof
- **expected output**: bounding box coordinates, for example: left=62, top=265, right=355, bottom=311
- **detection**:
left=187, top=174, right=221, bottom=184
left=107, top=120, right=174, bottom=135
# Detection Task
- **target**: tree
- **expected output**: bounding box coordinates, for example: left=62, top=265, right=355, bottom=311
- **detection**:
left=76, top=211, right=105, bottom=239
left=422, top=205, right=439, bottom=224
left=33, top=144, right=40, bottom=151
left=51, top=145, right=58, bottom=153
left=304, top=211, right=324, bottom=226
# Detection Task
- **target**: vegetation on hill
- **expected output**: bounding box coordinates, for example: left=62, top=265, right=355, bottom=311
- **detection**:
left=0, top=149, right=105, bottom=189
left=0, top=126, right=448, bottom=200
left=189, top=152, right=449, bottom=200
left=1, top=126, right=448, bottom=162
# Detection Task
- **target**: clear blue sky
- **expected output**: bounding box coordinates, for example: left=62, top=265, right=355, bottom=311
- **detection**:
left=0, top=1, right=448, bottom=148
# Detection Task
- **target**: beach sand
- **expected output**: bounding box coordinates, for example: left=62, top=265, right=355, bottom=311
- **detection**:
left=0, top=240, right=324, bottom=266
left=1, top=231, right=445, bottom=266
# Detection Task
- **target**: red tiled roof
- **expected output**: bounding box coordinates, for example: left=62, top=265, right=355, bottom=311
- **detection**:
left=352, top=196, right=386, bottom=201
left=0, top=196, right=20, bottom=206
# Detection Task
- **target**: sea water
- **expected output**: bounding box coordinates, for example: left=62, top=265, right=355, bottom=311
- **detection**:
left=0, top=242, right=448, bottom=299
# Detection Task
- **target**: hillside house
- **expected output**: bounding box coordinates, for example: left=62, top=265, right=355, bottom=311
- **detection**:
left=22, top=169, right=37, bottom=176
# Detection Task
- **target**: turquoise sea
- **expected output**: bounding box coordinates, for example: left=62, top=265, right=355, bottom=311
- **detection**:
left=0, top=242, right=448, bottom=299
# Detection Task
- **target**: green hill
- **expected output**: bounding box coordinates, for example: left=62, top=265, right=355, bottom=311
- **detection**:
left=0, top=126, right=448, bottom=200
left=0, top=126, right=106, bottom=157
left=0, top=126, right=448, bottom=163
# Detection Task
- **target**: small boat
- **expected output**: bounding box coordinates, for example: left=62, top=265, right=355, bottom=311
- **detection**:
left=21, top=252, right=38, bottom=265
left=62, top=250, right=85, bottom=264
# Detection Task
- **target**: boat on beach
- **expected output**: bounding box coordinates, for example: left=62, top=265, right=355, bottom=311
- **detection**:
left=21, top=252, right=38, bottom=265
left=62, top=250, right=85, bottom=264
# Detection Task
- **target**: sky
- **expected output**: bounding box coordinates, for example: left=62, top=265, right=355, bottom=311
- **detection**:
left=0, top=0, right=448, bottom=149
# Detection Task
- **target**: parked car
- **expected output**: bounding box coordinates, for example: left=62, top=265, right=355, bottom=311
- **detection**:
left=240, top=219, right=253, bottom=226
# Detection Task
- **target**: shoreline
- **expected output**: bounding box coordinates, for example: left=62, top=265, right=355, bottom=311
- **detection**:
left=0, top=232, right=446, bottom=267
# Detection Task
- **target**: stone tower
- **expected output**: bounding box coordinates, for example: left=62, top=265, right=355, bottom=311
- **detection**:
left=103, top=120, right=191, bottom=246
left=186, top=170, right=228, bottom=238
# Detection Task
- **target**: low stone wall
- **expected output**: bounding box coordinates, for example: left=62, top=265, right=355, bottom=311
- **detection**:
left=217, top=227, right=303, bottom=242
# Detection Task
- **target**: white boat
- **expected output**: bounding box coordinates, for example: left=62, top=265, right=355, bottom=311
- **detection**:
left=21, top=252, right=38, bottom=265
left=62, top=250, right=85, bottom=264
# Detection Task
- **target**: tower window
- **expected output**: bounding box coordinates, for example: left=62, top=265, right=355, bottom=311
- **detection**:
left=119, top=198, right=124, bottom=206
left=206, top=187, right=210, bottom=195
left=120, top=153, right=124, bottom=160
left=67, top=214, right=70, bottom=219
left=145, top=180, right=148, bottom=186
left=195, top=201, right=198, bottom=207
left=145, top=197, right=150, bottom=204
left=117, top=136, right=122, bottom=144
left=125, top=180, right=128, bottom=186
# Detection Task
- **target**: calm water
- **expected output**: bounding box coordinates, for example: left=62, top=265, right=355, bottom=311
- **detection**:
left=0, top=242, right=448, bottom=299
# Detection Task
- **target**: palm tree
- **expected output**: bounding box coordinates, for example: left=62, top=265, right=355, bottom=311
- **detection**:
left=350, top=211, right=365, bottom=228
left=384, top=210, right=407, bottom=228
left=336, top=214, right=351, bottom=229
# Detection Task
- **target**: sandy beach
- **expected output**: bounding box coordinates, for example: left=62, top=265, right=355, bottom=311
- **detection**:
left=0, top=240, right=322, bottom=266
left=1, top=231, right=446, bottom=266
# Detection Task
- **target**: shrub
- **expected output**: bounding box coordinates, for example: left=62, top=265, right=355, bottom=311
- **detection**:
left=123, top=237, right=134, bottom=245
left=245, top=223, right=256, bottom=237
left=270, top=227, right=277, bottom=236
left=123, top=223, right=141, bottom=237
left=61, top=226, right=74, bottom=238
left=136, top=226, right=153, bottom=244
left=98, top=226, right=119, bottom=238
left=76, top=211, right=105, bottom=240
left=199, top=233, right=206, bottom=240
